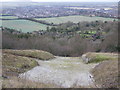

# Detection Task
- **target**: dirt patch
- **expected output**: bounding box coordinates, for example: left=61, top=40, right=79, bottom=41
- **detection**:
left=19, top=56, right=97, bottom=88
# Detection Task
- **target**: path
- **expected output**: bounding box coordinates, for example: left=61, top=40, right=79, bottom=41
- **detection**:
left=19, top=56, right=97, bottom=88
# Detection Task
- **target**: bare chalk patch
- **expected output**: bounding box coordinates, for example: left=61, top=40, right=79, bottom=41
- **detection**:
left=19, top=56, right=97, bottom=88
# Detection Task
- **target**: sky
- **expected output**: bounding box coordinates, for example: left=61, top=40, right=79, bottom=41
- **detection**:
left=0, top=0, right=119, bottom=2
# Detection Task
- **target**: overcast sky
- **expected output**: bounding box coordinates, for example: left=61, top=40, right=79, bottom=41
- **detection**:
left=1, top=0, right=119, bottom=2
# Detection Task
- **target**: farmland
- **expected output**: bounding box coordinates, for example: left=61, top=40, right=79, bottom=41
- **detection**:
left=0, top=16, right=18, bottom=19
left=0, top=15, right=117, bottom=33
left=35, top=15, right=116, bottom=24
left=1, top=19, right=50, bottom=33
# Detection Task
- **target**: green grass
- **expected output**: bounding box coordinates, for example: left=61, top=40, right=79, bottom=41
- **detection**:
left=77, top=31, right=97, bottom=34
left=83, top=52, right=118, bottom=63
left=0, top=16, right=18, bottom=19
left=78, top=30, right=98, bottom=38
left=88, top=54, right=117, bottom=63
left=35, top=15, right=116, bottom=24
left=0, top=20, right=51, bottom=32
left=88, top=31, right=97, bottom=34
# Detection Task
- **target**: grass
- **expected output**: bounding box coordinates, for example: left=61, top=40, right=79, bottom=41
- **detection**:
left=77, top=31, right=97, bottom=34
left=2, top=50, right=58, bottom=88
left=35, top=15, right=116, bottom=24
left=2, top=76, right=59, bottom=88
left=2, top=53, right=38, bottom=77
left=0, top=16, right=18, bottom=19
left=91, top=60, right=119, bottom=88
left=82, top=52, right=118, bottom=63
left=0, top=19, right=50, bottom=32
left=2, top=49, right=54, bottom=78
left=3, top=49, right=54, bottom=60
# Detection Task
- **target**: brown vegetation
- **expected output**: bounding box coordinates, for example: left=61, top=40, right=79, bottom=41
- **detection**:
left=2, top=53, right=38, bottom=77
left=3, top=49, right=54, bottom=60
left=2, top=50, right=58, bottom=88
left=2, top=76, right=59, bottom=88
left=91, top=60, right=119, bottom=88
left=2, top=49, right=55, bottom=77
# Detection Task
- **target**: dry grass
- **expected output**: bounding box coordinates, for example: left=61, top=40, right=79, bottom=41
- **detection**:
left=2, top=76, right=92, bottom=88
left=91, top=60, right=119, bottom=88
left=2, top=53, right=38, bottom=77
left=3, top=49, right=54, bottom=60
left=2, top=50, right=60, bottom=88
left=2, top=76, right=59, bottom=88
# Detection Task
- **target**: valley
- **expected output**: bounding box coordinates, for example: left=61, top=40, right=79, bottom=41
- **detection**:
left=1, top=1, right=119, bottom=89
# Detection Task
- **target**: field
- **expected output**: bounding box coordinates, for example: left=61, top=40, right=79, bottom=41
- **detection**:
left=1, top=20, right=50, bottom=32
left=0, top=16, right=18, bottom=19
left=0, top=15, right=116, bottom=33
left=35, top=15, right=116, bottom=24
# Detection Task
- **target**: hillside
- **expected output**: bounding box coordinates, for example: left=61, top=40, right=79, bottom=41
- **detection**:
left=82, top=52, right=119, bottom=88
left=2, top=50, right=119, bottom=88
left=1, top=2, right=118, bottom=89
left=35, top=15, right=116, bottom=24
left=2, top=49, right=56, bottom=88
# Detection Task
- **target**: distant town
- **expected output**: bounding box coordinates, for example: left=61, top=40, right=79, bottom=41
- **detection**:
left=1, top=2, right=118, bottom=18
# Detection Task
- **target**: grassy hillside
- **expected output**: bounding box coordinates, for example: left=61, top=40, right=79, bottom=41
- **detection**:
left=3, top=49, right=54, bottom=60
left=0, top=16, right=18, bottom=19
left=35, top=15, right=116, bottom=24
left=2, top=49, right=56, bottom=88
left=2, top=49, right=54, bottom=77
left=91, top=60, right=118, bottom=88
left=2, top=53, right=38, bottom=77
left=82, top=52, right=118, bottom=64
left=1, top=20, right=50, bottom=32
left=81, top=52, right=119, bottom=88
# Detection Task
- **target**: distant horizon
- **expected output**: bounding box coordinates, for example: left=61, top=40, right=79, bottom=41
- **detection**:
left=1, top=1, right=119, bottom=3
left=0, top=0, right=119, bottom=3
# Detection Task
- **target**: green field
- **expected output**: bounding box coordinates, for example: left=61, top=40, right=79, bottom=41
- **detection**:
left=0, top=16, right=18, bottom=19
left=0, top=15, right=117, bottom=33
left=35, top=15, right=116, bottom=24
left=1, top=20, right=50, bottom=32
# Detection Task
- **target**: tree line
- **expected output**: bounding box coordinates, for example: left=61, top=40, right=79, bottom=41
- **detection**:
left=2, top=20, right=119, bottom=56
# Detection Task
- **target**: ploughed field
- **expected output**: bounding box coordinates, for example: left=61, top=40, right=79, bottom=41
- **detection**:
left=35, top=15, right=116, bottom=24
